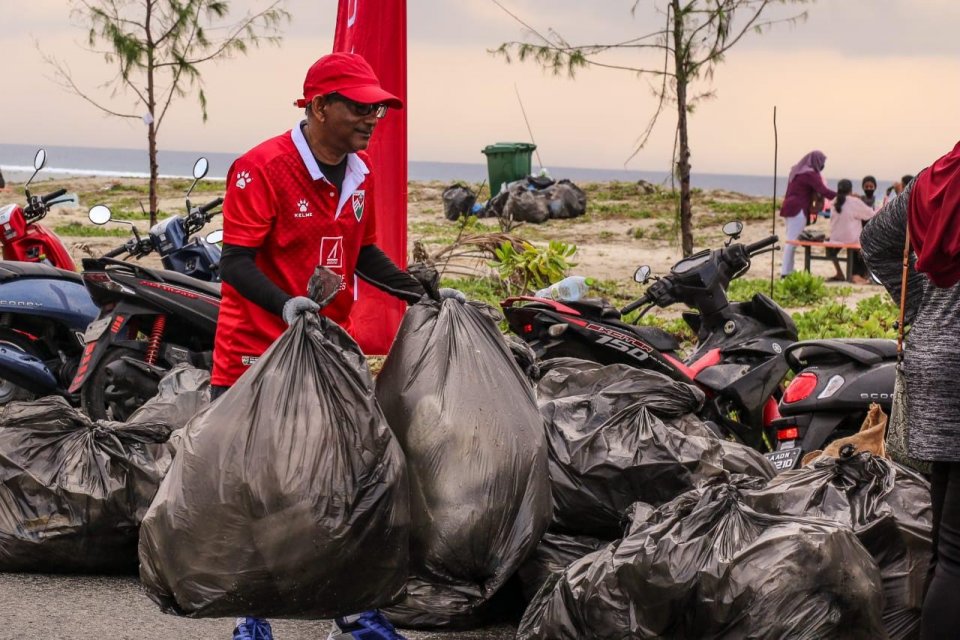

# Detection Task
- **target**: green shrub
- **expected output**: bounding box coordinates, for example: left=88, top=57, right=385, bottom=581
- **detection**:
left=491, top=239, right=577, bottom=295
left=53, top=223, right=131, bottom=237
left=794, top=294, right=898, bottom=339
left=728, top=272, right=833, bottom=308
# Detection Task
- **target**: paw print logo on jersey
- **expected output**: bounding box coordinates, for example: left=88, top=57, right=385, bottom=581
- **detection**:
left=235, top=170, right=252, bottom=190
left=294, top=199, right=313, bottom=218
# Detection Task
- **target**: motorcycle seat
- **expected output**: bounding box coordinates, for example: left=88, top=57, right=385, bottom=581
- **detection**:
left=0, top=261, right=83, bottom=284
left=137, top=265, right=221, bottom=298
left=564, top=298, right=622, bottom=320
left=785, top=338, right=898, bottom=367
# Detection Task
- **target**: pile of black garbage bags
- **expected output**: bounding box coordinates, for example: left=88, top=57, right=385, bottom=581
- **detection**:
left=443, top=175, right=587, bottom=223
left=0, top=278, right=934, bottom=639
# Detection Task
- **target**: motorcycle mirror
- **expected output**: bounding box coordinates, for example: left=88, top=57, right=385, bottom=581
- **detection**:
left=722, top=220, right=744, bottom=237
left=88, top=205, right=113, bottom=225
left=634, top=265, right=652, bottom=283
left=205, top=229, right=223, bottom=244
left=185, top=157, right=209, bottom=202
left=24, top=148, right=48, bottom=191
left=192, top=157, right=209, bottom=180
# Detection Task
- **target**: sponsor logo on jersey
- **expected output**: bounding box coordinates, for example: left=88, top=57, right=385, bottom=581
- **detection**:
left=320, top=236, right=344, bottom=269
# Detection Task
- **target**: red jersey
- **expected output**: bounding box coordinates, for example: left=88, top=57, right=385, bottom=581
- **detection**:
left=212, top=122, right=377, bottom=386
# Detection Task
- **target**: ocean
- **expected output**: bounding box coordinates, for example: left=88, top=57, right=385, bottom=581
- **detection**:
left=0, top=142, right=789, bottom=197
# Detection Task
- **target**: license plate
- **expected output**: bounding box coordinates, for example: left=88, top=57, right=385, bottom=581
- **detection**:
left=764, top=447, right=802, bottom=472
left=82, top=317, right=111, bottom=344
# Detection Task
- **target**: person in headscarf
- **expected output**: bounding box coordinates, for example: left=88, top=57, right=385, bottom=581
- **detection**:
left=779, top=150, right=837, bottom=277
left=861, top=140, right=960, bottom=639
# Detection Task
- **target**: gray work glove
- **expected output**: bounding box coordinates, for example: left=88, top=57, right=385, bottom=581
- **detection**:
left=438, top=287, right=466, bottom=303
left=282, top=296, right=321, bottom=326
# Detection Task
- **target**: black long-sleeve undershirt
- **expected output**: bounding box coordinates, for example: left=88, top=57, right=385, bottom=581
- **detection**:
left=218, top=243, right=425, bottom=318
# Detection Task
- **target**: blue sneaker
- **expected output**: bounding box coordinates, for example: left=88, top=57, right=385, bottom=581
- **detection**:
left=328, top=610, right=407, bottom=640
left=232, top=617, right=274, bottom=640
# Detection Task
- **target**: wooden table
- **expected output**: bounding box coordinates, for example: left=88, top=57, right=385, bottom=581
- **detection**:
left=785, top=239, right=861, bottom=282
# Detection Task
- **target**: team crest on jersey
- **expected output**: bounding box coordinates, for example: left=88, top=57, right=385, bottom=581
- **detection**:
left=351, top=190, right=365, bottom=222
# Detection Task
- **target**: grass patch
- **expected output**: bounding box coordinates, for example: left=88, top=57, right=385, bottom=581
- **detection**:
left=703, top=199, right=777, bottom=222
left=54, top=222, right=131, bottom=237
left=794, top=294, right=898, bottom=340
left=728, top=271, right=831, bottom=307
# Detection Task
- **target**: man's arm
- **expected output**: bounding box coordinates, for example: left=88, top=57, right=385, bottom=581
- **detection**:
left=219, top=244, right=291, bottom=317
left=355, top=244, right=426, bottom=305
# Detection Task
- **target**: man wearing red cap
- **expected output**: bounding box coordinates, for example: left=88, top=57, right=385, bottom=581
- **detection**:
left=215, top=52, right=430, bottom=640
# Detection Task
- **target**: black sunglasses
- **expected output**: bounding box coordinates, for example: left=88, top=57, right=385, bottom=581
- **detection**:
left=326, top=92, right=388, bottom=119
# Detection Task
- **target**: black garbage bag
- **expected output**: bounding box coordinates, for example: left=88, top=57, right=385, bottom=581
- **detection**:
left=544, top=180, right=587, bottom=219
left=518, top=478, right=887, bottom=639
left=745, top=451, right=932, bottom=639
left=503, top=183, right=550, bottom=224
left=0, top=396, right=173, bottom=573
left=538, top=361, right=775, bottom=481
left=538, top=364, right=726, bottom=536
left=376, top=296, right=551, bottom=628
left=441, top=184, right=477, bottom=221
left=126, top=363, right=210, bottom=430
left=139, top=316, right=409, bottom=618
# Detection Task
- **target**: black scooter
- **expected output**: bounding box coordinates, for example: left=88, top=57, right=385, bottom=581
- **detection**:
left=503, top=222, right=796, bottom=452
left=766, top=339, right=897, bottom=471
left=69, top=161, right=223, bottom=421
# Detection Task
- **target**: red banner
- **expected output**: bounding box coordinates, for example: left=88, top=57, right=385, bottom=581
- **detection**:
left=335, top=0, right=408, bottom=355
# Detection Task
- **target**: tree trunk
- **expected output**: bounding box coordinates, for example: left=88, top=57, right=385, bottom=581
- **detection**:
left=145, top=0, right=158, bottom=226
left=148, top=122, right=158, bottom=226
left=672, top=1, right=694, bottom=257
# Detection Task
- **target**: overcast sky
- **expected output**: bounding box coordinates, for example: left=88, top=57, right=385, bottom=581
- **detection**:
left=4, top=0, right=960, bottom=181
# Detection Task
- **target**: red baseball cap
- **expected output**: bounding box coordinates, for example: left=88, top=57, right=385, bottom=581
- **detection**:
left=295, top=52, right=403, bottom=110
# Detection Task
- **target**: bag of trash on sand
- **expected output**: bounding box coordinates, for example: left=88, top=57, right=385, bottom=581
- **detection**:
left=518, top=478, right=887, bottom=640
left=0, top=396, right=173, bottom=573
left=376, top=294, right=551, bottom=628
left=745, top=449, right=932, bottom=639
left=139, top=315, right=409, bottom=618
left=126, top=363, right=210, bottom=430
left=441, top=184, right=477, bottom=221
left=543, top=180, right=587, bottom=220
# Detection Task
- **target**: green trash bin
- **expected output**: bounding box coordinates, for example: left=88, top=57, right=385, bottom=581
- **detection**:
left=482, top=142, right=537, bottom=197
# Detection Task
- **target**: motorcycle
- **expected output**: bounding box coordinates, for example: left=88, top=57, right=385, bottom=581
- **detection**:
left=69, top=158, right=224, bottom=420
left=0, top=149, right=99, bottom=402
left=765, top=338, right=897, bottom=471
left=503, top=222, right=795, bottom=452
left=0, top=148, right=76, bottom=269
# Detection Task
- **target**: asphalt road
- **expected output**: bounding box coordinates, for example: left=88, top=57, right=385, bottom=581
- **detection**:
left=0, top=574, right=517, bottom=640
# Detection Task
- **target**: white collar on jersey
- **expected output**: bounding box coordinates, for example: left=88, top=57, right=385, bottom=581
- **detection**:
left=290, top=120, right=370, bottom=219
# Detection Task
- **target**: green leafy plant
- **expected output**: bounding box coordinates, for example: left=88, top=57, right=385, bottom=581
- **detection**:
left=491, top=240, right=578, bottom=295
left=794, top=294, right=899, bottom=340
left=728, top=272, right=837, bottom=308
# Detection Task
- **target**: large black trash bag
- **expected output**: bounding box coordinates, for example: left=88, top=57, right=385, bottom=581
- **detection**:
left=126, top=363, right=210, bottom=430
left=537, top=364, right=725, bottom=536
left=518, top=478, right=887, bottom=640
left=745, top=451, right=932, bottom=639
left=139, top=316, right=409, bottom=618
left=544, top=180, right=587, bottom=220
left=538, top=361, right=775, bottom=481
left=441, top=184, right=476, bottom=221
left=375, top=296, right=551, bottom=628
left=0, top=396, right=173, bottom=573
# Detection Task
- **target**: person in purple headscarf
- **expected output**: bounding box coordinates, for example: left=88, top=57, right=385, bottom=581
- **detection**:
left=779, top=150, right=837, bottom=277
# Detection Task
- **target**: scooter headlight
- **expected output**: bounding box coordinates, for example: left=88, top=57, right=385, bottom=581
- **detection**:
left=817, top=374, right=845, bottom=399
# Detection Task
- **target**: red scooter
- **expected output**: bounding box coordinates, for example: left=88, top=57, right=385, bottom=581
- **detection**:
left=0, top=149, right=75, bottom=269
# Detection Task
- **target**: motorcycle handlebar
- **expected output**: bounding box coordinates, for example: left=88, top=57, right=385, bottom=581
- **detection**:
left=621, top=294, right=651, bottom=316
left=744, top=235, right=779, bottom=255
left=41, top=188, right=67, bottom=204
left=199, top=197, right=224, bottom=218
left=104, top=245, right=128, bottom=258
